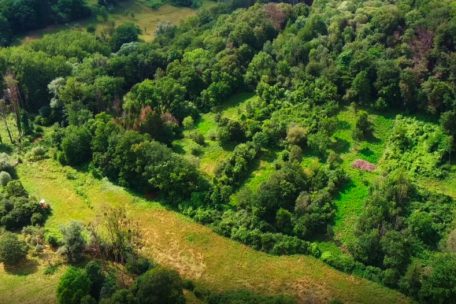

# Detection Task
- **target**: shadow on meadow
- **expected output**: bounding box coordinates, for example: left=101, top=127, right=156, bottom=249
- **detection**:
left=3, top=258, right=39, bottom=276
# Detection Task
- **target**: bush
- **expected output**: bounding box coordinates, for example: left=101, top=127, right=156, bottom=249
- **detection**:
left=85, top=261, right=105, bottom=300
left=0, top=153, right=14, bottom=176
left=0, top=182, right=51, bottom=230
left=191, top=145, right=202, bottom=156
left=419, top=253, right=456, bottom=303
left=182, top=279, right=195, bottom=291
left=133, top=267, right=185, bottom=304
left=286, top=124, right=307, bottom=146
left=4, top=180, right=27, bottom=197
left=0, top=232, right=27, bottom=266
left=126, top=255, right=153, bottom=275
left=188, top=131, right=205, bottom=145
left=111, top=23, right=141, bottom=51
left=60, top=222, right=86, bottom=263
left=61, top=126, right=92, bottom=166
left=27, top=146, right=48, bottom=161
left=104, top=289, right=137, bottom=304
left=182, top=116, right=194, bottom=129
left=0, top=171, right=11, bottom=186
left=353, top=112, right=373, bottom=141
left=57, top=267, right=92, bottom=304
left=205, top=290, right=296, bottom=304
left=217, top=119, right=245, bottom=145
left=46, top=234, right=62, bottom=249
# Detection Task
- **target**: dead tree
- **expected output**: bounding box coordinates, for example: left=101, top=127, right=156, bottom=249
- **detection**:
left=4, top=72, right=22, bottom=141
left=0, top=99, right=13, bottom=144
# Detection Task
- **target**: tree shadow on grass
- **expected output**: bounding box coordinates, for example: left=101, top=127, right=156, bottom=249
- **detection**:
left=0, top=143, right=13, bottom=154
left=334, top=178, right=356, bottom=201
left=359, top=147, right=374, bottom=158
left=337, top=120, right=351, bottom=130
left=191, top=287, right=296, bottom=304
left=3, top=258, right=39, bottom=276
left=172, top=142, right=185, bottom=154
left=220, top=140, right=239, bottom=152
left=261, top=148, right=278, bottom=162
left=331, top=137, right=350, bottom=153
left=366, top=133, right=381, bottom=144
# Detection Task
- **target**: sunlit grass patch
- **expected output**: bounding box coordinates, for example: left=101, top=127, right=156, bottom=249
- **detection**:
left=332, top=106, right=395, bottom=245
left=7, top=159, right=410, bottom=304
left=21, top=0, right=211, bottom=43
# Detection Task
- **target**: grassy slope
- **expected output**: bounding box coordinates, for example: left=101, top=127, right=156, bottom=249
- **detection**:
left=223, top=104, right=397, bottom=246
left=0, top=159, right=409, bottom=304
left=21, top=0, right=210, bottom=43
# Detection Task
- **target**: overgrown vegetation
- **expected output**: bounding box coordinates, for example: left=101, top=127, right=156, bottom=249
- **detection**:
left=0, top=0, right=455, bottom=302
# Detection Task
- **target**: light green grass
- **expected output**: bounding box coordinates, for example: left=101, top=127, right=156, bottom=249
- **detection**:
left=0, top=159, right=410, bottom=304
left=332, top=107, right=395, bottom=245
left=173, top=92, right=256, bottom=177
left=21, top=0, right=212, bottom=44
left=230, top=149, right=279, bottom=205
left=173, top=112, right=230, bottom=177
left=0, top=115, right=20, bottom=146
left=418, top=168, right=456, bottom=200
left=220, top=92, right=257, bottom=121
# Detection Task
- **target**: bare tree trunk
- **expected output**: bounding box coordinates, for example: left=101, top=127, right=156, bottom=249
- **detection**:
left=3, top=115, right=13, bottom=144
left=4, top=72, right=22, bottom=142
left=0, top=100, right=13, bottom=144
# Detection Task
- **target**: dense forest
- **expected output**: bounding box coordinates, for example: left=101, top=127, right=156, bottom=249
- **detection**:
left=0, top=0, right=455, bottom=303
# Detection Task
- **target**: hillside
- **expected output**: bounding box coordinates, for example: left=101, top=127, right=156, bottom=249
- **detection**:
left=20, top=0, right=208, bottom=43
left=0, top=159, right=409, bottom=304
left=0, top=0, right=455, bottom=303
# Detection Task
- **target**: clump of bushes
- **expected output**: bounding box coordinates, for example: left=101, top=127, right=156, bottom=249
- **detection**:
left=57, top=263, right=185, bottom=304
left=0, top=171, right=11, bottom=186
left=0, top=181, right=51, bottom=231
left=0, top=231, right=28, bottom=266
left=27, top=146, right=48, bottom=161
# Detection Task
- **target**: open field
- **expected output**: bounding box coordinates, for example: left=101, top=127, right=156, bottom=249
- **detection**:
left=21, top=0, right=210, bottom=43
left=0, top=159, right=410, bottom=304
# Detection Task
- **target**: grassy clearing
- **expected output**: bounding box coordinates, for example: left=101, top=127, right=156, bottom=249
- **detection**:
left=417, top=167, right=456, bottom=200
left=172, top=111, right=231, bottom=177
left=21, top=0, right=210, bottom=44
left=219, top=92, right=257, bottom=121
left=0, top=159, right=410, bottom=304
left=173, top=93, right=256, bottom=177
left=230, top=148, right=279, bottom=205
left=0, top=261, right=67, bottom=304
left=331, top=107, right=395, bottom=245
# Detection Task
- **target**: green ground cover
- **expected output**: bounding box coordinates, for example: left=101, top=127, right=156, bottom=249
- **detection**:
left=0, top=158, right=410, bottom=304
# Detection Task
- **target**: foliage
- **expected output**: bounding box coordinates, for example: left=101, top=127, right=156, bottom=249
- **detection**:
left=0, top=0, right=90, bottom=46
left=0, top=171, right=11, bottom=186
left=0, top=180, right=51, bottom=230
left=381, top=117, right=452, bottom=178
left=203, top=289, right=296, bottom=304
left=88, top=206, right=142, bottom=263
left=111, top=23, right=141, bottom=52
left=353, top=112, right=373, bottom=141
left=0, top=231, right=27, bottom=265
left=133, top=267, right=185, bottom=304
left=60, top=221, right=86, bottom=263
left=60, top=126, right=92, bottom=166
left=56, top=267, right=92, bottom=304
